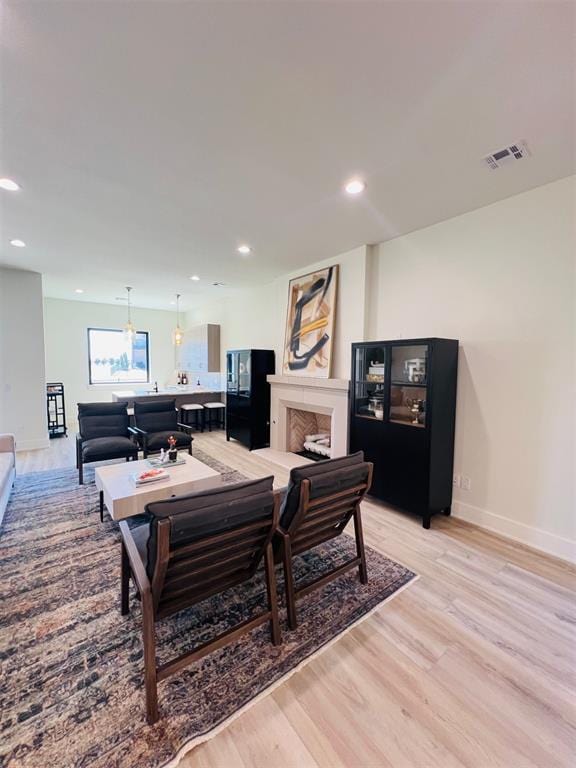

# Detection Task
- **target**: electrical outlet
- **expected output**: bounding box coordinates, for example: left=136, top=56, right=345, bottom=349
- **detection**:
left=453, top=474, right=461, bottom=487
left=461, top=476, right=471, bottom=491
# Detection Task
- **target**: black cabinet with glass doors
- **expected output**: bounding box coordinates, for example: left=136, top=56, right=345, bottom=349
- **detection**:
left=349, top=338, right=458, bottom=528
left=226, top=349, right=275, bottom=450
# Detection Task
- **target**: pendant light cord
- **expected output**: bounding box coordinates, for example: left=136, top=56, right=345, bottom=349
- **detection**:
left=126, top=286, right=133, bottom=326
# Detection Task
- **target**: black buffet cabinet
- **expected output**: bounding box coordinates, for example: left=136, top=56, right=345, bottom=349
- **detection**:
left=226, top=349, right=275, bottom=450
left=349, top=338, right=458, bottom=528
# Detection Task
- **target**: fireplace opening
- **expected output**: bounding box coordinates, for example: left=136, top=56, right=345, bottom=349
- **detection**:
left=287, top=408, right=332, bottom=462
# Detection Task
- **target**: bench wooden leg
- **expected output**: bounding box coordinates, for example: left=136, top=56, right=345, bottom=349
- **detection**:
left=264, top=542, right=281, bottom=646
left=353, top=507, right=368, bottom=584
left=281, top=537, right=298, bottom=630
left=142, top=594, right=159, bottom=724
left=121, top=541, right=130, bottom=615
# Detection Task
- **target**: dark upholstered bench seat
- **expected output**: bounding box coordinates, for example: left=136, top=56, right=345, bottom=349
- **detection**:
left=76, top=402, right=138, bottom=485
left=132, top=399, right=193, bottom=458
left=81, top=435, right=138, bottom=461
left=273, top=451, right=373, bottom=630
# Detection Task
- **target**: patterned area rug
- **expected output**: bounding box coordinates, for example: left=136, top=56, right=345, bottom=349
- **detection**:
left=0, top=449, right=417, bottom=768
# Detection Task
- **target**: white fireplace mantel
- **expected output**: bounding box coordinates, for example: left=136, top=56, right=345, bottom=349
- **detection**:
left=267, top=374, right=350, bottom=458
left=267, top=374, right=350, bottom=392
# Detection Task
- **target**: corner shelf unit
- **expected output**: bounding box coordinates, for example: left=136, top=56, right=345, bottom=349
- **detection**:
left=349, top=338, right=458, bottom=528
left=46, top=382, right=68, bottom=438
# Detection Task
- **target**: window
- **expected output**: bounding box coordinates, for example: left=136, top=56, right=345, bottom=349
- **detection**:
left=87, top=328, right=150, bottom=385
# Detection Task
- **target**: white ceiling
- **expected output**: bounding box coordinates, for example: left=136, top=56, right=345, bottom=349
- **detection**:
left=1, top=0, right=574, bottom=311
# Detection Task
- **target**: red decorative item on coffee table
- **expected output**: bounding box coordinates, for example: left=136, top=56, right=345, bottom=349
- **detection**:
left=167, top=435, right=178, bottom=461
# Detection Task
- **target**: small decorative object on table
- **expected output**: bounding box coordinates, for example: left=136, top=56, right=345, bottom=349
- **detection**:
left=167, top=435, right=178, bottom=462
left=148, top=453, right=186, bottom=468
left=131, top=468, right=169, bottom=486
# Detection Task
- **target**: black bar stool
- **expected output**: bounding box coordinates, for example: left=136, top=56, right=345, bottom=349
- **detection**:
left=179, top=403, right=205, bottom=432
left=203, top=402, right=225, bottom=431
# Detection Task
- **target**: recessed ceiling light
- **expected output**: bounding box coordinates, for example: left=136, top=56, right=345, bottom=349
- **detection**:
left=237, top=244, right=252, bottom=255
left=344, top=178, right=366, bottom=195
left=10, top=239, right=26, bottom=247
left=190, top=275, right=200, bottom=281
left=75, top=288, right=84, bottom=294
left=0, top=178, right=20, bottom=191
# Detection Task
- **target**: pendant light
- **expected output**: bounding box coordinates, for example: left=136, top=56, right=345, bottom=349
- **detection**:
left=172, top=293, right=183, bottom=346
left=124, top=286, right=135, bottom=345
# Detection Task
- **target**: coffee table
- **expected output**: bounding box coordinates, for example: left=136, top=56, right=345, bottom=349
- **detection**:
left=94, top=455, right=221, bottom=521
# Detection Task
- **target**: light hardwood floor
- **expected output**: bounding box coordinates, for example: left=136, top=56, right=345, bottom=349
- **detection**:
left=17, top=433, right=576, bottom=768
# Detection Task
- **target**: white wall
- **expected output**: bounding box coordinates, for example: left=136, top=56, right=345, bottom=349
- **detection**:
left=187, top=177, right=575, bottom=560
left=370, top=176, right=574, bottom=558
left=44, top=298, right=182, bottom=427
left=0, top=268, right=48, bottom=450
left=188, top=245, right=370, bottom=379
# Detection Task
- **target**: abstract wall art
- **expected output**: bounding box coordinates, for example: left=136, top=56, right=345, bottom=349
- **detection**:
left=282, top=265, right=338, bottom=377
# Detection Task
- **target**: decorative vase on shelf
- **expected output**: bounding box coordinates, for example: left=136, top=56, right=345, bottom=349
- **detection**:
left=406, top=397, right=425, bottom=425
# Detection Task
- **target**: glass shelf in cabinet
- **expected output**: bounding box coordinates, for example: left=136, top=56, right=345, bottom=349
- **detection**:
left=355, top=409, right=385, bottom=421
left=389, top=417, right=426, bottom=429
left=390, top=380, right=427, bottom=387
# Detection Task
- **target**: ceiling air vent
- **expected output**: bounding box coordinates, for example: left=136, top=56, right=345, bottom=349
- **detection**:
left=484, top=140, right=530, bottom=170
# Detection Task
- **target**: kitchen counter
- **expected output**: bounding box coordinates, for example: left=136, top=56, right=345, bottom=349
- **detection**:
left=112, top=387, right=221, bottom=399
left=111, top=388, right=225, bottom=407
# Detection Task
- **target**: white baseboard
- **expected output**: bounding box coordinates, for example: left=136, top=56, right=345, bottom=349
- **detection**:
left=15, top=437, right=50, bottom=452
left=452, top=500, right=576, bottom=564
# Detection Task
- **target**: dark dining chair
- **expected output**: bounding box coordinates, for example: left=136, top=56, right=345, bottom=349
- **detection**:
left=274, top=451, right=373, bottom=630
left=119, top=475, right=281, bottom=724
left=131, top=399, right=193, bottom=458
left=76, top=402, right=139, bottom=485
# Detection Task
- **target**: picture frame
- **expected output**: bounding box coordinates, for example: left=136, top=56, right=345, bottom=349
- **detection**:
left=282, top=265, right=338, bottom=377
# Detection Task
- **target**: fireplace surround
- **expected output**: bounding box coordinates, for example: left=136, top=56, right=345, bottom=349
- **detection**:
left=267, top=375, right=350, bottom=458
